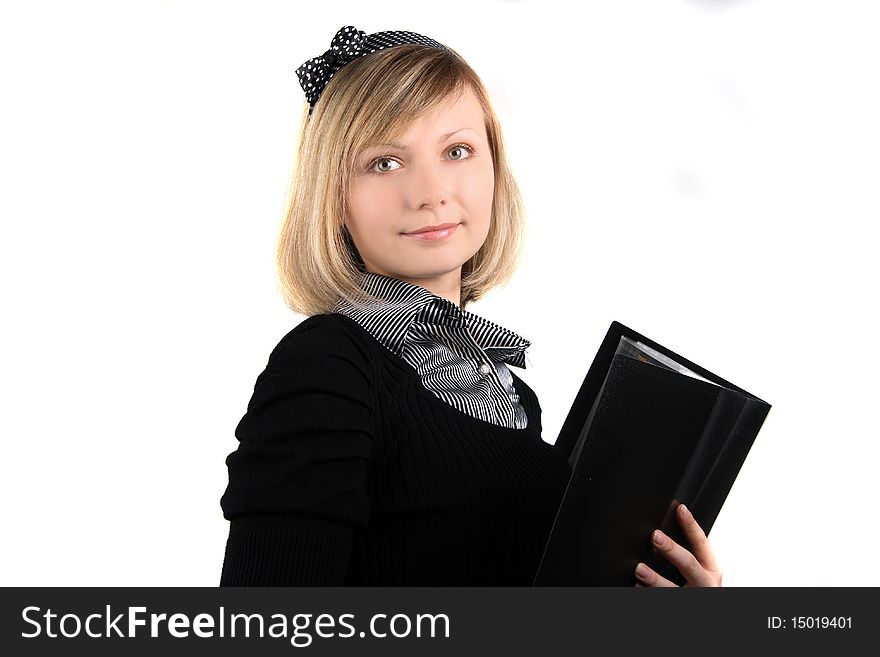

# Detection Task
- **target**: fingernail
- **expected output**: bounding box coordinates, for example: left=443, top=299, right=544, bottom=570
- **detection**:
left=680, top=504, right=690, bottom=518
left=652, top=530, right=666, bottom=545
left=635, top=563, right=650, bottom=578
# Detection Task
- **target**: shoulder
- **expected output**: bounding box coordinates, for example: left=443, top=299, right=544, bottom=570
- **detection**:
left=243, top=313, right=377, bottom=413
left=268, top=312, right=376, bottom=370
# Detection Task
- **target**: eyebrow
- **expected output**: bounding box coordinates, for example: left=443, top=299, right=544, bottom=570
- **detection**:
left=372, top=129, right=473, bottom=151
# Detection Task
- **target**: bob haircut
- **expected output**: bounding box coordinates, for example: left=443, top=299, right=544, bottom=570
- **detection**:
left=277, top=44, right=526, bottom=316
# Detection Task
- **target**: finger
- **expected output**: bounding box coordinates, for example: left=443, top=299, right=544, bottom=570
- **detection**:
left=651, top=529, right=714, bottom=586
left=676, top=504, right=721, bottom=573
left=634, top=562, right=678, bottom=587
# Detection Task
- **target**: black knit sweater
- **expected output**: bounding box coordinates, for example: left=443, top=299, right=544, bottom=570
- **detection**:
left=219, top=312, right=572, bottom=585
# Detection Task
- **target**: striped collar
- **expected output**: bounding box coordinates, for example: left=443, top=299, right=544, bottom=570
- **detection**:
left=332, top=272, right=532, bottom=369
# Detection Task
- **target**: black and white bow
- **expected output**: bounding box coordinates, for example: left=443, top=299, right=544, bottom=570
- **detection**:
left=295, top=25, right=449, bottom=112
left=295, top=26, right=368, bottom=106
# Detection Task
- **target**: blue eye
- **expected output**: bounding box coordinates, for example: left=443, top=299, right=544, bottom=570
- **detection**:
left=369, top=157, right=401, bottom=174
left=447, top=143, right=475, bottom=161
left=365, top=143, right=476, bottom=175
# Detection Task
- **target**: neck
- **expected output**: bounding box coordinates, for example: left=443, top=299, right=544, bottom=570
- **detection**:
left=369, top=267, right=462, bottom=309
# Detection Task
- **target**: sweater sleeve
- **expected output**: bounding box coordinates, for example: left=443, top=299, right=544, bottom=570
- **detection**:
left=219, top=316, right=374, bottom=586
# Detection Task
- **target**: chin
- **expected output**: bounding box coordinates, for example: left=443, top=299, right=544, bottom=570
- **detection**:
left=394, top=258, right=469, bottom=277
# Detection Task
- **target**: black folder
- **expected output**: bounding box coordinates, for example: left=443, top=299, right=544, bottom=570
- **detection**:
left=533, top=321, right=771, bottom=586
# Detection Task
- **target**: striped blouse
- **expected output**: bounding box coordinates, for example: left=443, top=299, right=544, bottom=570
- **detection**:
left=332, top=271, right=532, bottom=429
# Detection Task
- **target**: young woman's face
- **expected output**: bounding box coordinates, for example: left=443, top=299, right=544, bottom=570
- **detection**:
left=346, top=87, right=494, bottom=303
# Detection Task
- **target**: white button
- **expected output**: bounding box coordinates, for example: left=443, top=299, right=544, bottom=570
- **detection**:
left=478, top=363, right=492, bottom=375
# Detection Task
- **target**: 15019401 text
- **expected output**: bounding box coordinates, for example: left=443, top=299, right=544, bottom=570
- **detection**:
left=767, top=616, right=853, bottom=630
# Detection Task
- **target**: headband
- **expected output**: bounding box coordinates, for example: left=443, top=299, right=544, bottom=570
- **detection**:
left=295, top=25, right=450, bottom=116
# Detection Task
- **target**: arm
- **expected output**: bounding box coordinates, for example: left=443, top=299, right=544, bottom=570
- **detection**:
left=219, top=319, right=374, bottom=586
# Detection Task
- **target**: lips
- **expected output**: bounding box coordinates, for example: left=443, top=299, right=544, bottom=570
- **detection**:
left=402, top=223, right=460, bottom=241
left=404, top=222, right=460, bottom=235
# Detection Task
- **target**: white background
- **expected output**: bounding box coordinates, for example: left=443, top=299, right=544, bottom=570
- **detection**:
left=1, top=0, right=877, bottom=586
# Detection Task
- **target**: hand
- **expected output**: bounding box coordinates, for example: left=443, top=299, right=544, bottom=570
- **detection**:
left=633, top=503, right=723, bottom=587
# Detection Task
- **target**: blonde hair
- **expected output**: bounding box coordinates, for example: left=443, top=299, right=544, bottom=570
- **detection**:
left=277, top=44, right=526, bottom=315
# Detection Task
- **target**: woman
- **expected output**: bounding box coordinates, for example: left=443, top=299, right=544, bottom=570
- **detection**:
left=219, top=25, right=722, bottom=587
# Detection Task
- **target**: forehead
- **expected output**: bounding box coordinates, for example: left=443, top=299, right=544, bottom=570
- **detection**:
left=412, top=87, right=485, bottom=127
left=377, top=87, right=487, bottom=145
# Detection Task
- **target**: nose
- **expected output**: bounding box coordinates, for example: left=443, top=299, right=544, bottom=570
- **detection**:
left=409, top=160, right=450, bottom=210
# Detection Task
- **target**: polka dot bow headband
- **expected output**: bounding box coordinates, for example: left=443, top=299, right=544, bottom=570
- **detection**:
left=295, top=25, right=450, bottom=116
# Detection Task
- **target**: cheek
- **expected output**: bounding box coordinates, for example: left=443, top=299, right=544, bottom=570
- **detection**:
left=348, top=183, right=395, bottom=229
left=464, top=166, right=495, bottom=219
